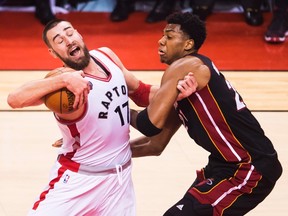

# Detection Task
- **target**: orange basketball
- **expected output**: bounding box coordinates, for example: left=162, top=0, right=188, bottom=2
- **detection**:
left=43, top=67, right=76, bottom=114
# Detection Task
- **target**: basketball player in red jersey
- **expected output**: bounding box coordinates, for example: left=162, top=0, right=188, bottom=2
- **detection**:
left=130, top=12, right=283, bottom=216
left=7, top=19, right=196, bottom=215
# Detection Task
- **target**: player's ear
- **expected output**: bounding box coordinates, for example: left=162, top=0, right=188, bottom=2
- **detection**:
left=48, top=48, right=57, bottom=58
left=184, top=39, right=194, bottom=51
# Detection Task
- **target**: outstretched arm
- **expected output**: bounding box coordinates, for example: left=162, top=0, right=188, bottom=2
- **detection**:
left=7, top=69, right=91, bottom=109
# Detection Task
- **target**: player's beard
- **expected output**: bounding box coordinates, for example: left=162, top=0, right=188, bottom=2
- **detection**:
left=56, top=45, right=91, bottom=70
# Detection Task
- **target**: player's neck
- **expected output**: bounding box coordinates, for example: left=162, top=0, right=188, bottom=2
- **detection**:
left=84, top=61, right=108, bottom=78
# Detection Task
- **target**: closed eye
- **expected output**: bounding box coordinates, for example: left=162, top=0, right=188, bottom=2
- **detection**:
left=54, top=36, right=63, bottom=44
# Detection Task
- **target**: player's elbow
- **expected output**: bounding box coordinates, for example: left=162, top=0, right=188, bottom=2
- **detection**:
left=152, top=148, right=164, bottom=156
left=151, top=144, right=166, bottom=156
left=146, top=139, right=167, bottom=156
left=7, top=94, right=22, bottom=108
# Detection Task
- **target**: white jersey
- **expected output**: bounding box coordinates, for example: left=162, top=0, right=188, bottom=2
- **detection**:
left=56, top=49, right=131, bottom=168
left=28, top=49, right=136, bottom=216
left=28, top=50, right=136, bottom=216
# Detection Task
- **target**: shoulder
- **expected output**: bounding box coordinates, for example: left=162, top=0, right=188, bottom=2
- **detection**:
left=97, top=47, right=115, bottom=57
left=88, top=47, right=116, bottom=60
left=165, top=56, right=205, bottom=76
left=164, top=55, right=210, bottom=89
left=96, top=47, right=125, bottom=70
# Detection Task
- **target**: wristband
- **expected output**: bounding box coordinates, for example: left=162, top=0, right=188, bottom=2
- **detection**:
left=129, top=81, right=152, bottom=107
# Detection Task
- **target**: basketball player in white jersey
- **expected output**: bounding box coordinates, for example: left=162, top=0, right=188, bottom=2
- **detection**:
left=7, top=19, right=197, bottom=215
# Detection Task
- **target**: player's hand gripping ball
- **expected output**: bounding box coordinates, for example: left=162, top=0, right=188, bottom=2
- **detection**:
left=43, top=67, right=76, bottom=114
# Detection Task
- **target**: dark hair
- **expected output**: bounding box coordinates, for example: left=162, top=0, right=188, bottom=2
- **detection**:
left=42, top=19, right=67, bottom=47
left=166, top=12, right=206, bottom=51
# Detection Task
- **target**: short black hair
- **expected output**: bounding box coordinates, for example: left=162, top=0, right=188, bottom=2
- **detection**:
left=166, top=12, right=207, bottom=51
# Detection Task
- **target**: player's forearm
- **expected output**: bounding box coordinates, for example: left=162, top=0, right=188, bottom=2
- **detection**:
left=133, top=77, right=179, bottom=137
left=130, top=136, right=161, bottom=157
left=147, top=79, right=179, bottom=128
left=7, top=76, right=66, bottom=108
left=131, top=114, right=181, bottom=157
left=128, top=79, right=160, bottom=107
left=131, top=133, right=173, bottom=157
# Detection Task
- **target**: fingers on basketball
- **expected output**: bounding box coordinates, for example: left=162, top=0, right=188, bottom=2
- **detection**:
left=43, top=67, right=76, bottom=114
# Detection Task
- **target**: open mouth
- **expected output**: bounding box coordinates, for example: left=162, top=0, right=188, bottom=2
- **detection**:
left=69, top=46, right=81, bottom=56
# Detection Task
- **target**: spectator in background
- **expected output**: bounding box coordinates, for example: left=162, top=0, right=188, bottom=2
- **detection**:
left=190, top=0, right=264, bottom=26
left=35, top=0, right=56, bottom=25
left=264, top=0, right=288, bottom=43
left=241, top=0, right=264, bottom=26
left=110, top=0, right=136, bottom=22
left=0, top=0, right=55, bottom=25
left=110, top=0, right=266, bottom=26
left=145, top=0, right=177, bottom=23
left=189, top=0, right=215, bottom=21
left=110, top=0, right=177, bottom=23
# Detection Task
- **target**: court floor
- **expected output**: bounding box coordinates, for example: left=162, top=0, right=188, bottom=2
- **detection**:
left=0, top=71, right=287, bottom=216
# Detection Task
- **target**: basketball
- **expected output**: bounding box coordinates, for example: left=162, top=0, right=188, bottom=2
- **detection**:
left=43, top=67, right=76, bottom=114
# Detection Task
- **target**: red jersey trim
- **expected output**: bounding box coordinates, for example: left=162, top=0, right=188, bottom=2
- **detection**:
left=32, top=166, right=67, bottom=210
left=188, top=86, right=251, bottom=162
left=189, top=163, right=262, bottom=216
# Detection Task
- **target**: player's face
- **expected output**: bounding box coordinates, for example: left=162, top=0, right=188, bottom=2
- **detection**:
left=158, top=24, right=191, bottom=65
left=46, top=21, right=90, bottom=70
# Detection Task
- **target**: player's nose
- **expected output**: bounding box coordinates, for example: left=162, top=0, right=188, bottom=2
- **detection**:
left=63, top=36, right=73, bottom=46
